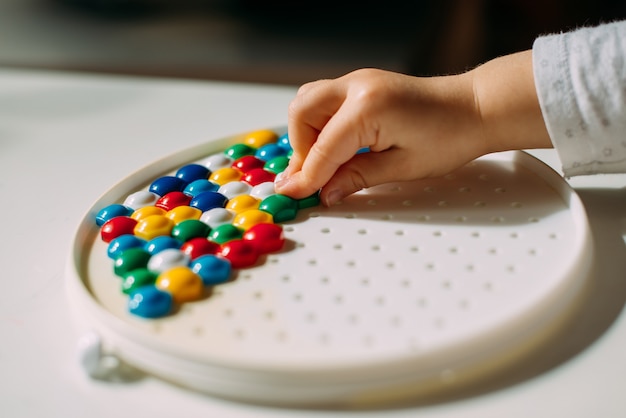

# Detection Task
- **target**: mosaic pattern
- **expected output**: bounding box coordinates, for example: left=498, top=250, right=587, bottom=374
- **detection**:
left=94, top=129, right=319, bottom=318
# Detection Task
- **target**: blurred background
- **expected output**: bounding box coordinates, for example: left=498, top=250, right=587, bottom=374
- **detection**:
left=1, top=0, right=625, bottom=86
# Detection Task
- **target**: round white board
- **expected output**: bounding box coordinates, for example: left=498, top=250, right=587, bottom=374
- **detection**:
left=66, top=128, right=593, bottom=407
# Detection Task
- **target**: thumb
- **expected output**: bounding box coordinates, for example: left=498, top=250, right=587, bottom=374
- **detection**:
left=320, top=148, right=412, bottom=206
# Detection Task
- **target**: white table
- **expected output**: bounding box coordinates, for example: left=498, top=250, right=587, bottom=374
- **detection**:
left=2, top=68, right=626, bottom=417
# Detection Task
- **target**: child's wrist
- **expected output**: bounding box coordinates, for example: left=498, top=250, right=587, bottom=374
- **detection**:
left=469, top=51, right=552, bottom=154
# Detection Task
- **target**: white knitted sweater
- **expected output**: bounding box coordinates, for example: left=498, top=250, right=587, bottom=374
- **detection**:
left=533, top=20, right=626, bottom=176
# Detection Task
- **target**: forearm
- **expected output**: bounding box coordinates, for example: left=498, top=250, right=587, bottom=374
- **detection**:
left=470, top=50, right=553, bottom=154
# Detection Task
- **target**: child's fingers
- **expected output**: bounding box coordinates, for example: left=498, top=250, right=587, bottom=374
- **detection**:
left=277, top=96, right=376, bottom=198
left=286, top=79, right=347, bottom=172
left=274, top=135, right=349, bottom=200
left=319, top=148, right=411, bottom=206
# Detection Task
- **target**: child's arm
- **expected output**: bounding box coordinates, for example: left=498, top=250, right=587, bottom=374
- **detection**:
left=275, top=50, right=552, bottom=206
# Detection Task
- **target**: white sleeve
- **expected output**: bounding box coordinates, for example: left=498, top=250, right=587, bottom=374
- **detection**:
left=532, top=20, right=626, bottom=176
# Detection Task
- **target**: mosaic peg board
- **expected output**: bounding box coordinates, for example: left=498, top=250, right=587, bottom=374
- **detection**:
left=67, top=127, right=592, bottom=407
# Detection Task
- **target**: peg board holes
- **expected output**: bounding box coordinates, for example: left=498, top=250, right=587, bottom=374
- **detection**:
left=69, top=141, right=592, bottom=405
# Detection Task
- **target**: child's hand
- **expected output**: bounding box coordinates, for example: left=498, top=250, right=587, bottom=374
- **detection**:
left=274, top=52, right=551, bottom=206
left=274, top=68, right=486, bottom=206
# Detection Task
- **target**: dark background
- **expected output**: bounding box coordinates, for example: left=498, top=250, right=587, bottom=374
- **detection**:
left=1, top=0, right=625, bottom=85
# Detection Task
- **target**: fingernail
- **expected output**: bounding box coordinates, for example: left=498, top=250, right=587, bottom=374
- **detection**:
left=324, top=189, right=344, bottom=207
left=274, top=171, right=290, bottom=190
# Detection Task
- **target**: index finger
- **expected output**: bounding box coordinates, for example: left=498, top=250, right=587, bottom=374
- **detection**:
left=285, top=79, right=345, bottom=175
left=277, top=97, right=374, bottom=199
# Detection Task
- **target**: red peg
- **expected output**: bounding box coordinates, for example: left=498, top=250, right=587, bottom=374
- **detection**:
left=243, top=223, right=285, bottom=254
left=100, top=216, right=138, bottom=243
left=180, top=237, right=220, bottom=260
left=242, top=168, right=276, bottom=186
left=218, top=239, right=258, bottom=269
left=155, top=191, right=192, bottom=211
left=232, top=155, right=266, bottom=173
